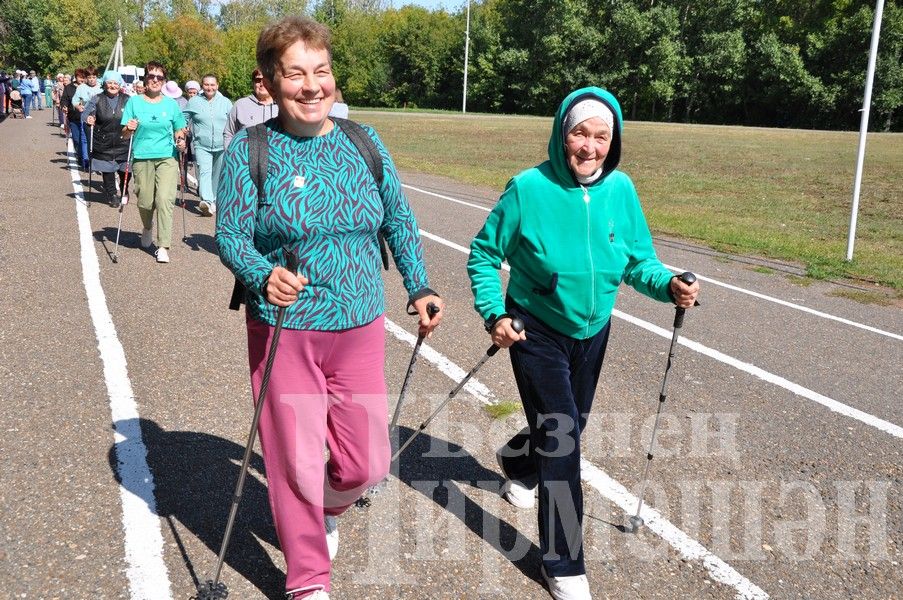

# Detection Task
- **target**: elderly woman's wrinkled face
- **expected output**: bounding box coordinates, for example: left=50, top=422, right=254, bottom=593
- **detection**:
left=135, top=81, right=145, bottom=94
left=187, top=87, right=198, bottom=98
left=265, top=40, right=335, bottom=136
left=564, top=117, right=612, bottom=178
left=104, top=79, right=121, bottom=95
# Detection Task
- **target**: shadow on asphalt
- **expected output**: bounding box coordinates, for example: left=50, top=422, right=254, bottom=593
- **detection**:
left=107, top=418, right=546, bottom=597
left=393, top=426, right=543, bottom=585
left=109, top=418, right=284, bottom=599
left=182, top=232, right=217, bottom=254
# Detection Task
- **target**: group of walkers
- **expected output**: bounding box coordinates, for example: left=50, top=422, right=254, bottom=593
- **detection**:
left=0, top=69, right=54, bottom=118
left=213, top=15, right=699, bottom=600
left=23, top=14, right=699, bottom=600
left=28, top=61, right=288, bottom=263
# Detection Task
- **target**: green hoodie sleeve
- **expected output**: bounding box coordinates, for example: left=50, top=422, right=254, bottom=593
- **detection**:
left=622, top=192, right=675, bottom=303
left=468, top=180, right=523, bottom=321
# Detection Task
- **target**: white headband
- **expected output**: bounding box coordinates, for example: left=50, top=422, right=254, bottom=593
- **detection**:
left=563, top=99, right=614, bottom=136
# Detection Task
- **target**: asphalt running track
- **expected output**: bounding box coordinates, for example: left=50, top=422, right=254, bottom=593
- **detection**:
left=0, top=113, right=900, bottom=599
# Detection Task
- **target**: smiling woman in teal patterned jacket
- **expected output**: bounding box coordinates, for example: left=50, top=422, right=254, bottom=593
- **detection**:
left=215, top=16, right=443, bottom=600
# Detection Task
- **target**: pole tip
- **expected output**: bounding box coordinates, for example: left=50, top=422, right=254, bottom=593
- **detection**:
left=626, top=514, right=644, bottom=534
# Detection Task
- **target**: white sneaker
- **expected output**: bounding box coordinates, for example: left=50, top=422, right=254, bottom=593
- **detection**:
left=541, top=566, right=591, bottom=600
left=155, top=247, right=170, bottom=263
left=198, top=200, right=212, bottom=216
left=325, top=515, right=338, bottom=560
left=208, top=202, right=216, bottom=215
left=501, top=478, right=537, bottom=509
left=140, top=228, right=153, bottom=248
left=25, top=115, right=32, bottom=119
left=496, top=448, right=536, bottom=509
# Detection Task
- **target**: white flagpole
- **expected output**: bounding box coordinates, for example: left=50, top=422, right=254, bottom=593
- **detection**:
left=462, top=0, right=471, bottom=113
left=846, top=0, right=885, bottom=262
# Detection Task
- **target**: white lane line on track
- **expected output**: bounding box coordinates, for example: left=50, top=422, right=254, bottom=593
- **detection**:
left=384, top=318, right=495, bottom=403
left=384, top=319, right=767, bottom=600
left=404, top=184, right=901, bottom=341
left=663, top=263, right=902, bottom=342
left=615, top=310, right=903, bottom=439
left=419, top=227, right=903, bottom=440
left=68, top=141, right=173, bottom=600
left=579, top=461, right=769, bottom=600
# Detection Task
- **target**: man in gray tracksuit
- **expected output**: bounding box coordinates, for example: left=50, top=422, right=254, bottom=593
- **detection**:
left=222, top=68, right=278, bottom=150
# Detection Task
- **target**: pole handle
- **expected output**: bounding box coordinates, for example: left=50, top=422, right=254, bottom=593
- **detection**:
left=283, top=246, right=299, bottom=274
left=673, top=272, right=699, bottom=328
left=486, top=317, right=524, bottom=356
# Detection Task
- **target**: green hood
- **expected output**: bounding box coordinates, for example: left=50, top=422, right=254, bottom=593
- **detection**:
left=547, top=87, right=623, bottom=188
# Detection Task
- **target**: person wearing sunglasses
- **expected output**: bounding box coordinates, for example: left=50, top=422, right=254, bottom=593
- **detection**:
left=121, top=61, right=188, bottom=264
left=223, top=68, right=279, bottom=150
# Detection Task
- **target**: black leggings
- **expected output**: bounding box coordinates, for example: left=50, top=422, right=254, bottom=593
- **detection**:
left=101, top=170, right=128, bottom=204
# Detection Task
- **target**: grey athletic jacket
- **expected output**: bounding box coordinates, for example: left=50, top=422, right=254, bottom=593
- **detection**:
left=223, top=94, right=279, bottom=150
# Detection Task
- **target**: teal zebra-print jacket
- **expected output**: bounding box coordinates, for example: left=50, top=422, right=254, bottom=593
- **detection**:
left=215, top=118, right=431, bottom=331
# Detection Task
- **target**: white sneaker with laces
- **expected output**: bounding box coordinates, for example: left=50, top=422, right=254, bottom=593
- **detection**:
left=140, top=228, right=153, bottom=248
left=541, top=566, right=591, bottom=600
left=325, top=515, right=338, bottom=560
left=155, top=247, right=170, bottom=263
left=496, top=445, right=537, bottom=509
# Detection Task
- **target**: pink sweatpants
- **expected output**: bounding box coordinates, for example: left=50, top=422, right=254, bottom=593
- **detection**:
left=247, top=315, right=390, bottom=596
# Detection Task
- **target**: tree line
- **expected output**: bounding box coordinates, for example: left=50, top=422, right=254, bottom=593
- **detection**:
left=2, top=0, right=901, bottom=131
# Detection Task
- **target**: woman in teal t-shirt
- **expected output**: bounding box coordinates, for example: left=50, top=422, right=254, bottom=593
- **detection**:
left=121, top=61, right=187, bottom=264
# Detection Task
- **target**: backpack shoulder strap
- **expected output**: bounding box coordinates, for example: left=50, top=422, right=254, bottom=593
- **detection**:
left=229, top=122, right=269, bottom=311
left=247, top=122, right=269, bottom=204
left=333, top=117, right=384, bottom=188
left=333, top=117, right=390, bottom=270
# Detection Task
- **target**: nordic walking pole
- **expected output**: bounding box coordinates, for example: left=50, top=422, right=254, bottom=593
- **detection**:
left=389, top=302, right=441, bottom=431
left=195, top=250, right=300, bottom=600
left=87, top=124, right=94, bottom=199
left=626, top=272, right=699, bottom=534
left=392, top=318, right=525, bottom=462
left=178, top=149, right=188, bottom=243
left=110, top=136, right=134, bottom=264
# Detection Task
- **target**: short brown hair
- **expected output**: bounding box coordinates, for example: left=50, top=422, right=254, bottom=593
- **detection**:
left=74, top=68, right=88, bottom=79
left=144, top=61, right=166, bottom=78
left=85, top=67, right=98, bottom=76
left=256, top=16, right=332, bottom=82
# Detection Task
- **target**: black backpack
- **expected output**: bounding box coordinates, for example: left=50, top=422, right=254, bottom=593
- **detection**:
left=228, top=117, right=390, bottom=310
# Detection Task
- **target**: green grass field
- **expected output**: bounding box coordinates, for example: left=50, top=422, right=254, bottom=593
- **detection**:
left=355, top=110, right=903, bottom=293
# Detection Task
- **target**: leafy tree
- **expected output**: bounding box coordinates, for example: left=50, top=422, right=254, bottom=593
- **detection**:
left=218, top=0, right=271, bottom=30
left=378, top=6, right=458, bottom=108
left=127, top=13, right=224, bottom=85
left=332, top=10, right=389, bottom=104
left=1, top=0, right=55, bottom=71
left=220, top=23, right=260, bottom=100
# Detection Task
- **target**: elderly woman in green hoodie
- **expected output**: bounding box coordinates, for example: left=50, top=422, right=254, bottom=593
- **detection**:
left=183, top=74, right=233, bottom=216
left=468, top=87, right=699, bottom=600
